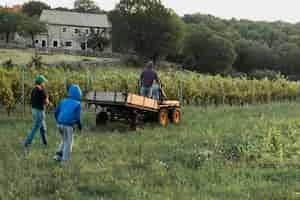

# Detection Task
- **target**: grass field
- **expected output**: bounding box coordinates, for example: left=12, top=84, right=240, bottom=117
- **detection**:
left=1, top=102, right=300, bottom=199
left=0, top=48, right=108, bottom=65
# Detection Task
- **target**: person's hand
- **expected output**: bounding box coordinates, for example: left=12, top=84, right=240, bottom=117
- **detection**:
left=45, top=97, right=49, bottom=106
left=78, top=123, right=83, bottom=131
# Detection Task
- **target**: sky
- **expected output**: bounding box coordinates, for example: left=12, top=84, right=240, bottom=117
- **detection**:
left=2, top=0, right=300, bottom=23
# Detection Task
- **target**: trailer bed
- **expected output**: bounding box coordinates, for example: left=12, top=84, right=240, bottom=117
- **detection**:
left=85, top=91, right=181, bottom=128
left=85, top=91, right=160, bottom=112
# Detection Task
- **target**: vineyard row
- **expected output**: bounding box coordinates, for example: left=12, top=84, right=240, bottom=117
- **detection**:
left=1, top=66, right=300, bottom=114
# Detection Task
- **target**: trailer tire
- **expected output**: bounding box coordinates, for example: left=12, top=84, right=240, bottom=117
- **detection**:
left=96, top=112, right=109, bottom=126
left=170, top=109, right=181, bottom=125
left=158, top=109, right=169, bottom=126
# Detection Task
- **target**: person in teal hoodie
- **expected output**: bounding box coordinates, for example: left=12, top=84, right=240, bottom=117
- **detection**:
left=54, top=84, right=82, bottom=162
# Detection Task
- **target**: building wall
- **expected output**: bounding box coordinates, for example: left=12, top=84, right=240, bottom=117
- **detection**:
left=35, top=34, right=48, bottom=48
left=0, top=33, right=16, bottom=43
left=36, top=24, right=112, bottom=52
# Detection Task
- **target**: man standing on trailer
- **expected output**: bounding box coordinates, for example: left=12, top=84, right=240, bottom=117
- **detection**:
left=24, top=75, right=49, bottom=148
left=140, top=61, right=160, bottom=100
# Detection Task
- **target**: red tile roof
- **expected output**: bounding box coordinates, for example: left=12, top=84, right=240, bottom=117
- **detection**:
left=7, top=5, right=22, bottom=13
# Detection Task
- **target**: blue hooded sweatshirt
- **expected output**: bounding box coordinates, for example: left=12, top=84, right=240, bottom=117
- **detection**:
left=55, top=84, right=82, bottom=128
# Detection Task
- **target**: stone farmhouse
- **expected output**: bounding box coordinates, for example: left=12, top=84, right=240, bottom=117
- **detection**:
left=35, top=10, right=112, bottom=52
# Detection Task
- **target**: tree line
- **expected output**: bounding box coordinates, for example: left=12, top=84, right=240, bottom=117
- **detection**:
left=179, top=14, right=300, bottom=79
left=109, top=0, right=300, bottom=79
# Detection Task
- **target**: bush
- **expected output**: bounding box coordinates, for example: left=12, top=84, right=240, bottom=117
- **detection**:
left=250, top=70, right=281, bottom=80
left=2, top=59, right=13, bottom=68
left=28, top=54, right=43, bottom=68
left=229, top=72, right=248, bottom=79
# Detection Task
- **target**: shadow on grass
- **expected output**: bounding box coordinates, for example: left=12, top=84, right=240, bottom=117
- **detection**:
left=87, top=123, right=130, bottom=134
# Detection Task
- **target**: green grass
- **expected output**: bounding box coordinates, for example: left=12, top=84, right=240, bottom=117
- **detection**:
left=1, top=102, right=300, bottom=199
left=0, top=48, right=105, bottom=65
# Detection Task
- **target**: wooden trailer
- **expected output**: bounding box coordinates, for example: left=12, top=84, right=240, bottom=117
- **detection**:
left=85, top=91, right=181, bottom=129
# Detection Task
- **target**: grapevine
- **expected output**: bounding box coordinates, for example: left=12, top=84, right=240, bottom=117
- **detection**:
left=1, top=65, right=300, bottom=115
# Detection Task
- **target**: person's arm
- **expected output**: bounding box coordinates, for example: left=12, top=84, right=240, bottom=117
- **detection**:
left=140, top=71, right=145, bottom=87
left=154, top=72, right=161, bottom=85
left=45, top=96, right=49, bottom=106
left=75, top=104, right=82, bottom=130
left=54, top=102, right=62, bottom=121
left=42, top=89, right=49, bottom=106
left=140, top=71, right=144, bottom=82
left=30, top=89, right=34, bottom=106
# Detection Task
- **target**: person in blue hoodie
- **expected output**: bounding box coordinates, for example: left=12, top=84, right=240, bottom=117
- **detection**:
left=54, top=84, right=82, bottom=162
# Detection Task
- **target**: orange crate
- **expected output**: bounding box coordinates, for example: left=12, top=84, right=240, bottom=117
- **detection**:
left=127, top=93, right=159, bottom=110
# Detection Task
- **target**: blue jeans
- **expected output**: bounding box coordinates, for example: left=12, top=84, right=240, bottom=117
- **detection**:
left=56, top=125, right=74, bottom=161
left=140, top=83, right=160, bottom=100
left=24, top=108, right=47, bottom=146
left=151, top=83, right=160, bottom=100
left=140, top=86, right=152, bottom=97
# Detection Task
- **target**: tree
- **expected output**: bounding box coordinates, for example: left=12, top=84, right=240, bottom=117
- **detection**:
left=73, top=0, right=102, bottom=13
left=77, top=28, right=111, bottom=51
left=87, top=30, right=111, bottom=51
left=21, top=16, right=47, bottom=47
left=183, top=25, right=236, bottom=74
left=22, top=1, right=50, bottom=17
left=261, top=26, right=285, bottom=48
left=108, top=10, right=130, bottom=53
left=275, top=43, right=300, bottom=75
left=183, top=13, right=228, bottom=32
left=233, top=39, right=275, bottom=73
left=111, top=0, right=184, bottom=62
left=0, top=10, right=22, bottom=43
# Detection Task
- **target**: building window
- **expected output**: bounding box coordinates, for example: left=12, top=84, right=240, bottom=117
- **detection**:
left=65, top=41, right=72, bottom=47
left=90, top=28, right=94, bottom=34
left=75, top=28, right=80, bottom=34
left=42, top=40, right=46, bottom=47
left=62, top=27, right=67, bottom=32
left=0, top=35, right=5, bottom=40
left=53, top=40, right=58, bottom=48
left=35, top=40, right=39, bottom=44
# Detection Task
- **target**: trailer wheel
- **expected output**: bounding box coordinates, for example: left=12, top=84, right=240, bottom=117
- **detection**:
left=159, top=109, right=169, bottom=126
left=171, top=109, right=181, bottom=125
left=129, top=111, right=143, bottom=131
left=96, top=112, right=109, bottom=126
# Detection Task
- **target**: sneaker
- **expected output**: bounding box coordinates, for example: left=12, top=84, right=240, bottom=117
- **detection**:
left=53, top=155, right=62, bottom=162
left=23, top=144, right=30, bottom=157
left=53, top=152, right=63, bottom=162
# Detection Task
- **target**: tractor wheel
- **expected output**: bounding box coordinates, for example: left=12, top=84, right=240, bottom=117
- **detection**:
left=171, top=109, right=181, bottom=125
left=96, top=112, right=109, bottom=126
left=158, top=109, right=169, bottom=126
